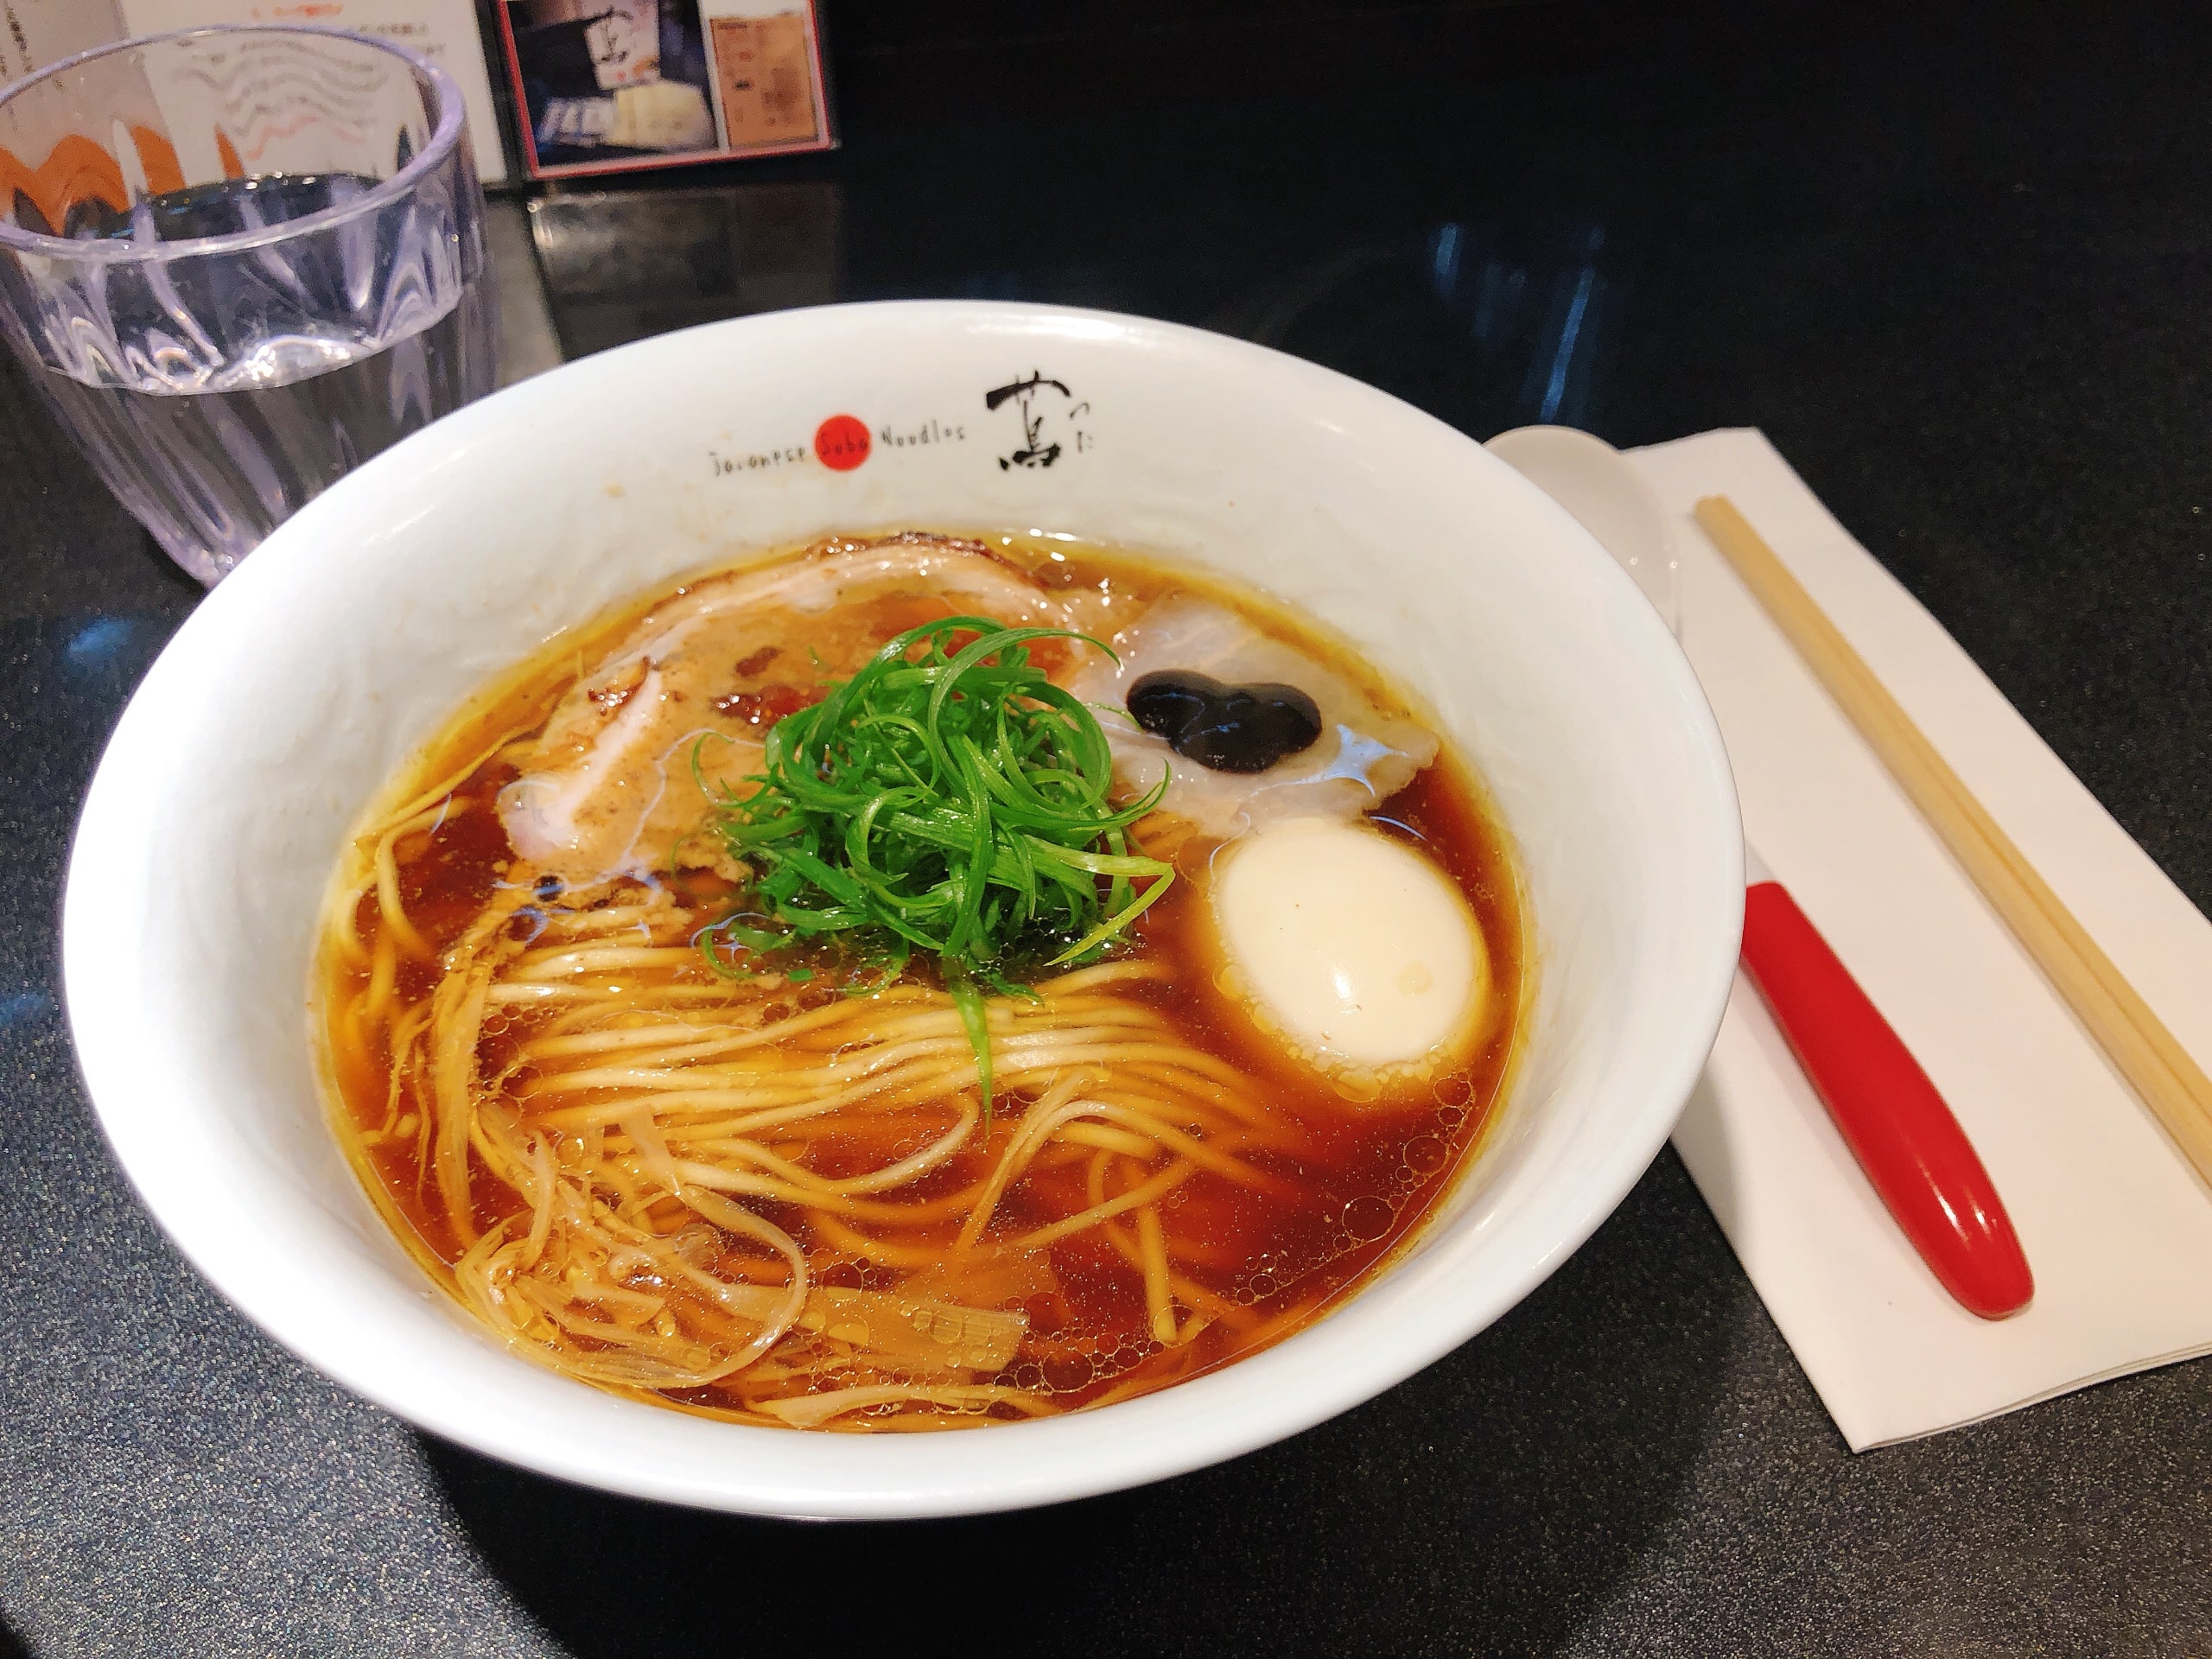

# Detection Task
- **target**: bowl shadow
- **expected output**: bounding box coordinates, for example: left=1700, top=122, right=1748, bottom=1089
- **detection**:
left=425, top=1149, right=1737, bottom=1658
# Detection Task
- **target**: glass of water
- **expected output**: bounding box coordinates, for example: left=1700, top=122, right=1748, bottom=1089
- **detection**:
left=0, top=25, right=496, bottom=584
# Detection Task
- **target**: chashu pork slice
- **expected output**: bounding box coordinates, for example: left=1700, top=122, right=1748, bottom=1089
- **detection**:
left=1060, top=594, right=1440, bottom=842
left=499, top=534, right=1078, bottom=890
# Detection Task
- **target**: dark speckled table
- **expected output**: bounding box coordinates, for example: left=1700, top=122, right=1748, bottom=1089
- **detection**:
left=4, top=3, right=2210, bottom=1654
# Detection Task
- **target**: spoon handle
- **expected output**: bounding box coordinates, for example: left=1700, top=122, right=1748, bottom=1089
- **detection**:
left=1739, top=877, right=2034, bottom=1319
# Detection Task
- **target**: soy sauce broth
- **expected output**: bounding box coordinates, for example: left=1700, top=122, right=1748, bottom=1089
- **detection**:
left=317, top=533, right=1529, bottom=1426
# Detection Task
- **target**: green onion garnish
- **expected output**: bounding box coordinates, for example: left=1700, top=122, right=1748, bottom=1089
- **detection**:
left=697, top=617, right=1173, bottom=1121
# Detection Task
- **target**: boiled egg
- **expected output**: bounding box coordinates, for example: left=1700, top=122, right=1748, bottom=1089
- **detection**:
left=1209, top=816, right=1489, bottom=1084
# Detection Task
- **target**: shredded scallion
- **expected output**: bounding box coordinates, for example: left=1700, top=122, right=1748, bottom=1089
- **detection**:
left=697, top=617, right=1172, bottom=1119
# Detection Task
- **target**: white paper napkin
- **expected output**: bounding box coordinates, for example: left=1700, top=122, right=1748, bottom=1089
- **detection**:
left=1629, top=429, right=2212, bottom=1451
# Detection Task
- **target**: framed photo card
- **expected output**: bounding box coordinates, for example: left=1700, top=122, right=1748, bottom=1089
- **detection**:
left=495, top=0, right=833, bottom=181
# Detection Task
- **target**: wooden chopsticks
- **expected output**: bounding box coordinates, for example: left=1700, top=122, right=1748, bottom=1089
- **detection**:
left=1694, top=494, right=2212, bottom=1192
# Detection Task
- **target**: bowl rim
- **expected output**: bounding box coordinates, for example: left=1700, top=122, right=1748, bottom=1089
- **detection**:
left=61, top=298, right=1745, bottom=1516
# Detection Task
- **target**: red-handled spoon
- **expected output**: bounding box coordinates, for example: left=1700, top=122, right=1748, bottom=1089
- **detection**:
left=1486, top=425, right=2033, bottom=1319
left=1738, top=846, right=2032, bottom=1318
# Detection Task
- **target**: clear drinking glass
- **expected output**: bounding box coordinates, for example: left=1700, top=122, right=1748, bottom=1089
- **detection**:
left=0, top=25, right=496, bottom=583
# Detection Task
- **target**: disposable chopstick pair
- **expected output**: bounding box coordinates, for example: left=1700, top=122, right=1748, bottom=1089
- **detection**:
left=1694, top=495, right=2212, bottom=1193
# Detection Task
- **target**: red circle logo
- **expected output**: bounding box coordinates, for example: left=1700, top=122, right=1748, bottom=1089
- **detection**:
left=814, top=414, right=871, bottom=472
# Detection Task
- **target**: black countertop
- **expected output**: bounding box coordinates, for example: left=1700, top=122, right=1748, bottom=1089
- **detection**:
left=4, top=3, right=2209, bottom=1654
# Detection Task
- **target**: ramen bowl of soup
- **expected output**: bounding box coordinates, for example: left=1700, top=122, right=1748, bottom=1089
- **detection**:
left=63, top=302, right=1742, bottom=1517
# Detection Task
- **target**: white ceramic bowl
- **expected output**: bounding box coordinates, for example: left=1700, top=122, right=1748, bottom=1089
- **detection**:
left=63, top=302, right=1742, bottom=1518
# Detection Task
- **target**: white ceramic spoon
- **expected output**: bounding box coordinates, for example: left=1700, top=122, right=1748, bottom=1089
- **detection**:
left=1485, top=425, right=2032, bottom=1319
